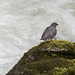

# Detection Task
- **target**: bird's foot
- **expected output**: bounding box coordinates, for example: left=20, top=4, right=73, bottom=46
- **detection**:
left=54, top=38, right=57, bottom=40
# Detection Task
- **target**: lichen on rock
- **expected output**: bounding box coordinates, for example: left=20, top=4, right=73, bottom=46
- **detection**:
left=6, top=40, right=75, bottom=75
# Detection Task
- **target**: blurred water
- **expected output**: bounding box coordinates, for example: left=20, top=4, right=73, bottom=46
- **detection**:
left=0, top=0, right=75, bottom=75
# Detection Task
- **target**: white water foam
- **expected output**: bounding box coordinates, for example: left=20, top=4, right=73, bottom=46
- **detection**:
left=0, top=0, right=75, bottom=75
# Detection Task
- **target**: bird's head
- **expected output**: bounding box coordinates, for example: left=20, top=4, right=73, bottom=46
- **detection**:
left=51, top=22, right=59, bottom=27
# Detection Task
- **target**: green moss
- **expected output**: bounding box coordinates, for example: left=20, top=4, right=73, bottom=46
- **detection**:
left=16, top=58, right=74, bottom=75
left=49, top=40, right=74, bottom=51
left=62, top=68, right=75, bottom=75
left=48, top=67, right=67, bottom=75
left=6, top=40, right=75, bottom=75
left=68, top=69, right=75, bottom=75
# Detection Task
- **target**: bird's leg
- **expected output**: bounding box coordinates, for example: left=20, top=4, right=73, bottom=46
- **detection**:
left=45, top=39, right=49, bottom=43
left=47, top=39, right=49, bottom=41
left=54, top=38, right=57, bottom=40
left=48, top=39, right=52, bottom=42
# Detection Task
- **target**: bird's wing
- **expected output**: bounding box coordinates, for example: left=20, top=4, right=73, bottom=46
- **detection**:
left=41, top=27, right=50, bottom=39
left=49, top=29, right=57, bottom=38
left=42, top=27, right=50, bottom=35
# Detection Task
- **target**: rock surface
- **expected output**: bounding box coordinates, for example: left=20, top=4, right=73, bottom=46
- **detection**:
left=6, top=40, right=75, bottom=75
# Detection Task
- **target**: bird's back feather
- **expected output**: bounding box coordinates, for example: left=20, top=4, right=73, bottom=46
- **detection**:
left=41, top=26, right=57, bottom=40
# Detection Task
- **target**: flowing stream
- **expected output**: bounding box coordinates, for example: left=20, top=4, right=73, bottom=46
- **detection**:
left=0, top=0, right=75, bottom=75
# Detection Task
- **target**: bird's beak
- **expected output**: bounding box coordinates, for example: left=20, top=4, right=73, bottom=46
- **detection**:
left=57, top=24, right=59, bottom=25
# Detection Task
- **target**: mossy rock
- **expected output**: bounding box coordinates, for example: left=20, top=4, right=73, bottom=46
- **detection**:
left=6, top=40, right=75, bottom=75
left=63, top=67, right=75, bottom=75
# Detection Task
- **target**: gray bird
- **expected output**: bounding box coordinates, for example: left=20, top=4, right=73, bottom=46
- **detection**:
left=40, top=22, right=58, bottom=41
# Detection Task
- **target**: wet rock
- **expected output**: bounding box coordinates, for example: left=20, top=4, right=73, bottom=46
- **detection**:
left=6, top=40, right=75, bottom=75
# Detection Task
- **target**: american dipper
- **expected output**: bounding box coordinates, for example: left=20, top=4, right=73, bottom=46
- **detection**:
left=40, top=22, right=58, bottom=41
